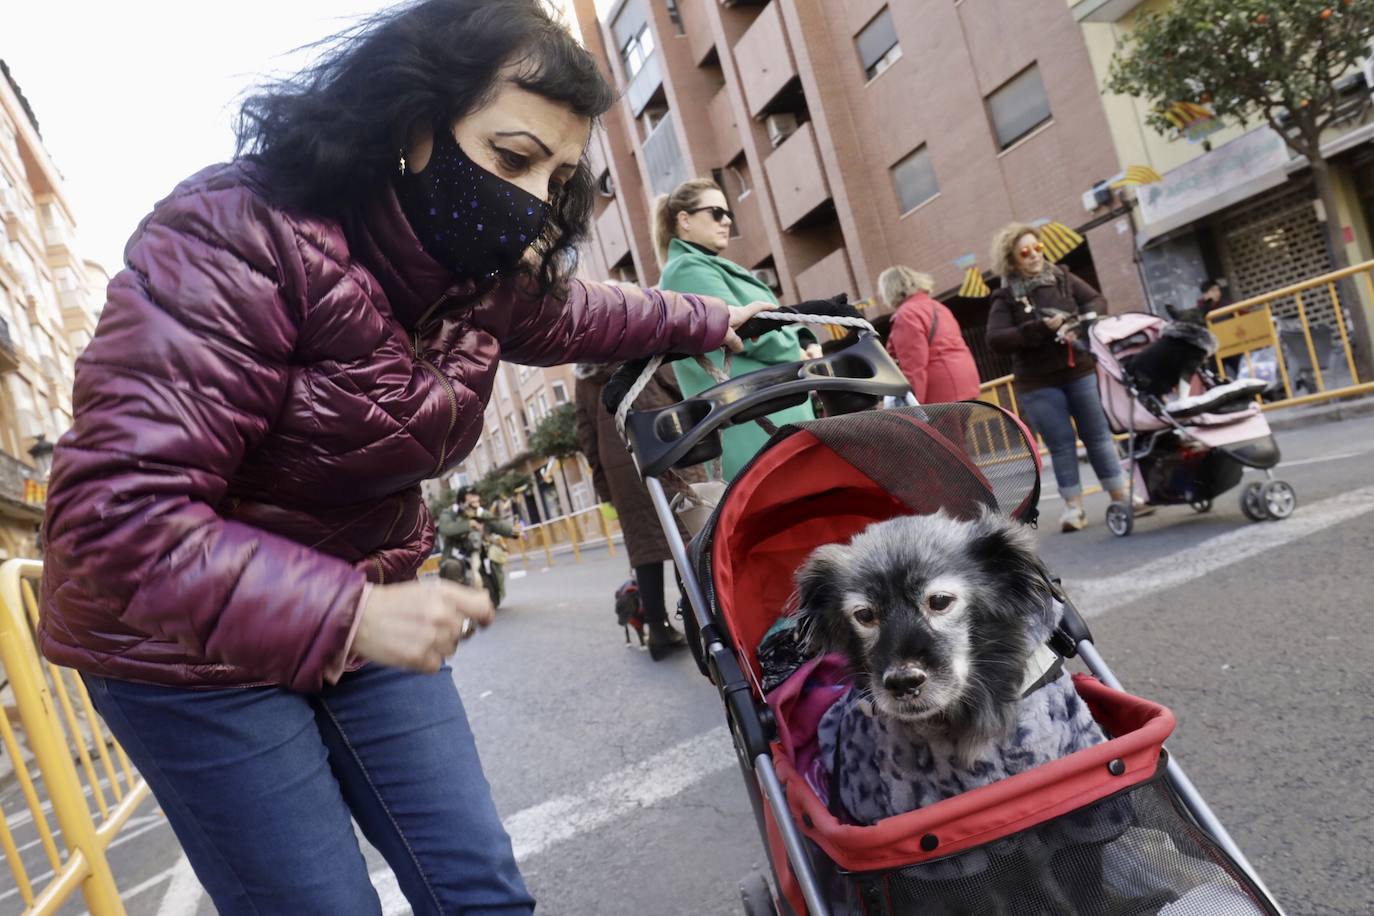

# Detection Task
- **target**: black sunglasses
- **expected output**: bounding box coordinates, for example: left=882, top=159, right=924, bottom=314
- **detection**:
left=684, top=205, right=734, bottom=223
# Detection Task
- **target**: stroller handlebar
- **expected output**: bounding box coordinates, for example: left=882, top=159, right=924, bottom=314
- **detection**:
left=623, top=333, right=912, bottom=477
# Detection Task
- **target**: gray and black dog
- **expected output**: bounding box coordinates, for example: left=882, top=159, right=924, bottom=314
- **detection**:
left=1126, top=317, right=1219, bottom=399
left=801, top=509, right=1106, bottom=827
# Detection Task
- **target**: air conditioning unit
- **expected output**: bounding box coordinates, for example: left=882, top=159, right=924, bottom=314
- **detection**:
left=752, top=267, right=780, bottom=289
left=765, top=113, right=799, bottom=149
left=1081, top=181, right=1113, bottom=213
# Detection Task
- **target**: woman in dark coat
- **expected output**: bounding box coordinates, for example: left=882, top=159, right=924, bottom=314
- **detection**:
left=985, top=222, right=1149, bottom=531
left=574, top=363, right=700, bottom=659
left=35, top=3, right=769, bottom=911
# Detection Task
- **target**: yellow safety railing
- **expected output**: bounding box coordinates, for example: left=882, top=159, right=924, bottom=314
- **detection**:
left=520, top=504, right=622, bottom=565
left=1206, top=259, right=1374, bottom=410
left=0, top=559, right=153, bottom=915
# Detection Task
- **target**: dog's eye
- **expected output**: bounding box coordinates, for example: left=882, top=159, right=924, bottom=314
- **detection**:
left=927, top=593, right=955, bottom=613
left=853, top=606, right=877, bottom=626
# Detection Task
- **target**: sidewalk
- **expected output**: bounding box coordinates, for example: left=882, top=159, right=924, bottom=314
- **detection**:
left=1263, top=391, right=1374, bottom=432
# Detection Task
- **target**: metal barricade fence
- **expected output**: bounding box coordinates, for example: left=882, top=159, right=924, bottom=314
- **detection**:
left=0, top=559, right=152, bottom=915
left=1206, top=259, right=1374, bottom=409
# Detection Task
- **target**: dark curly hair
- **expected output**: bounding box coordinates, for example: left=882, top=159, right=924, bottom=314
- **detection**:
left=234, top=0, right=614, bottom=294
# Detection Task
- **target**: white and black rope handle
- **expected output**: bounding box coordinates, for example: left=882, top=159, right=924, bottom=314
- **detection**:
left=611, top=309, right=877, bottom=440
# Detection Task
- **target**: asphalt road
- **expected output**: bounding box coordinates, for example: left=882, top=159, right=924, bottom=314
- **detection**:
left=2, top=414, right=1372, bottom=915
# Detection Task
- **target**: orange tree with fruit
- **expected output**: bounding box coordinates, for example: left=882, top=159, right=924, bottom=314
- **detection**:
left=1110, top=0, right=1374, bottom=370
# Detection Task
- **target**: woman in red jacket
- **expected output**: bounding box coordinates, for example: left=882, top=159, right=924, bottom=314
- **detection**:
left=879, top=266, right=982, bottom=403
left=37, top=3, right=764, bottom=912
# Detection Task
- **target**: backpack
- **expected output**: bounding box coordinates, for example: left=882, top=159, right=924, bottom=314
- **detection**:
left=614, top=579, right=646, bottom=647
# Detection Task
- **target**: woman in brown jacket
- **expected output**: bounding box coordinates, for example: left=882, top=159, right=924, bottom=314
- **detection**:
left=574, top=363, right=697, bottom=659
left=985, top=223, right=1149, bottom=531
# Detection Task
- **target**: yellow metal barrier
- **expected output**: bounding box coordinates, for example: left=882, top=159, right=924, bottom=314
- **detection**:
left=0, top=559, right=153, bottom=915
left=1207, top=259, right=1374, bottom=410
left=520, top=505, right=623, bottom=565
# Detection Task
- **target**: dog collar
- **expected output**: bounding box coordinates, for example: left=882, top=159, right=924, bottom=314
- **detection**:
left=1020, top=644, right=1065, bottom=697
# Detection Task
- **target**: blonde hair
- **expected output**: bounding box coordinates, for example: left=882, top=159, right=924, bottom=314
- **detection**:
left=990, top=223, right=1042, bottom=279
left=877, top=266, right=936, bottom=309
left=652, top=178, right=724, bottom=267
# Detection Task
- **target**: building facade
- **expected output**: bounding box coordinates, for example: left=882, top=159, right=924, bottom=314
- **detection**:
left=0, top=61, right=100, bottom=559
left=568, top=0, right=1146, bottom=380
left=1072, top=0, right=1374, bottom=334
left=440, top=361, right=601, bottom=527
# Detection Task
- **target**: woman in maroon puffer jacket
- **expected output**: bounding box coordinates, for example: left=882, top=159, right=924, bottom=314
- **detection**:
left=38, top=3, right=763, bottom=912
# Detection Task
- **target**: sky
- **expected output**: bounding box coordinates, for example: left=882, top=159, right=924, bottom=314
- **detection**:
left=4, top=2, right=402, bottom=274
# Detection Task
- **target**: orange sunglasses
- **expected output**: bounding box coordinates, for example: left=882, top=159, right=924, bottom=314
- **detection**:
left=1018, top=242, right=1045, bottom=258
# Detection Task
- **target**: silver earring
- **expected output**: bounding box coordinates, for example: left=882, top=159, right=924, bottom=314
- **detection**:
left=398, top=150, right=407, bottom=175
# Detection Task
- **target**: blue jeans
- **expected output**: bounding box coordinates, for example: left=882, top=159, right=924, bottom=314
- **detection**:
left=1018, top=373, right=1125, bottom=500
left=83, top=664, right=533, bottom=915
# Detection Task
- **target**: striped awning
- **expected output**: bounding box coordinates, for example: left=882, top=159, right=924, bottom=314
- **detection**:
left=1110, top=164, right=1165, bottom=188
left=958, top=267, right=991, bottom=298
left=1038, top=222, right=1085, bottom=263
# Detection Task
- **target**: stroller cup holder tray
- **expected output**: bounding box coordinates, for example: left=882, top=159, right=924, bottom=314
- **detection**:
left=625, top=334, right=910, bottom=477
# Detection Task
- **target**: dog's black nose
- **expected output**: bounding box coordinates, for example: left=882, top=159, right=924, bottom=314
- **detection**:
left=883, top=668, right=928, bottom=696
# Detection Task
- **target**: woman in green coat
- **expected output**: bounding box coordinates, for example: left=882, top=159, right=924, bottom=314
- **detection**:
left=654, top=178, right=817, bottom=479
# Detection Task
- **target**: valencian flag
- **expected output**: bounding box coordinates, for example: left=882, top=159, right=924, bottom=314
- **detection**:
left=958, top=267, right=990, bottom=298
left=1036, top=221, right=1085, bottom=263
left=1110, top=164, right=1164, bottom=188
left=1161, top=100, right=1220, bottom=142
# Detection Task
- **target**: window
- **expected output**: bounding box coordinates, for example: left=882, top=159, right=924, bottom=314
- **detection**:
left=890, top=146, right=939, bottom=214
left=551, top=381, right=569, bottom=404
left=615, top=1, right=656, bottom=78
left=506, top=415, right=521, bottom=447
left=987, top=64, right=1053, bottom=151
left=855, top=8, right=902, bottom=82
left=665, top=0, right=685, bottom=36
left=537, top=393, right=549, bottom=418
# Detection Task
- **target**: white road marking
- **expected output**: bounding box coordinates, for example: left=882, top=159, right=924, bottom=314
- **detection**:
left=154, top=856, right=203, bottom=916
left=1065, top=483, right=1374, bottom=617
left=367, top=725, right=736, bottom=910
left=1278, top=450, right=1365, bottom=468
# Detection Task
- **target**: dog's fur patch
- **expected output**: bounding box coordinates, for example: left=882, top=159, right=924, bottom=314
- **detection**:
left=1127, top=320, right=1218, bottom=398
left=801, top=509, right=1106, bottom=826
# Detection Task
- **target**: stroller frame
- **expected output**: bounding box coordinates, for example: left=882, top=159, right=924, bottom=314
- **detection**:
left=1090, top=313, right=1295, bottom=536
left=621, top=331, right=1286, bottom=915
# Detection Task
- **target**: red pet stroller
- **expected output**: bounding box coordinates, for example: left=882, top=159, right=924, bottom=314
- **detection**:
left=615, top=329, right=1286, bottom=915
left=1089, top=313, right=1296, bottom=537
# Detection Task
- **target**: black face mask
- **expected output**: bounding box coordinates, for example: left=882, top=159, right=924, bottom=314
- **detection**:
left=395, top=128, right=551, bottom=280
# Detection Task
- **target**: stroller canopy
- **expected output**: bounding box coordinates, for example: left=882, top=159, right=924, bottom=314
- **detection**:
left=704, top=402, right=1041, bottom=685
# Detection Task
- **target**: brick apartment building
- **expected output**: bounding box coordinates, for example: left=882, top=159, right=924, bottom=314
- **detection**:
left=568, top=0, right=1146, bottom=378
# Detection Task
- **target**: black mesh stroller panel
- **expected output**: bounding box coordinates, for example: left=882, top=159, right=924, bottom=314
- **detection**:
left=818, top=763, right=1275, bottom=916
left=796, top=404, right=1041, bottom=524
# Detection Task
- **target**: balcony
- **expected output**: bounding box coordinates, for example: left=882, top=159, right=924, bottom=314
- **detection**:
left=1070, top=0, right=1147, bottom=22
left=763, top=121, right=830, bottom=230
left=709, top=87, right=743, bottom=164
left=642, top=117, right=688, bottom=198
left=795, top=248, right=856, bottom=303
left=625, top=52, right=664, bottom=117
left=0, top=317, right=17, bottom=373
left=733, top=1, right=796, bottom=117
left=0, top=451, right=44, bottom=513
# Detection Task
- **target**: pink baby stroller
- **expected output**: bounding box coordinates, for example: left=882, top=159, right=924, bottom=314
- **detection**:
left=1088, top=313, right=1296, bottom=537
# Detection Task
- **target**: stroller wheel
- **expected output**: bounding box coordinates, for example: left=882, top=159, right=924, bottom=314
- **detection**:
left=1106, top=501, right=1133, bottom=537
left=1189, top=498, right=1213, bottom=513
left=1240, top=481, right=1269, bottom=521
left=1261, top=480, right=1297, bottom=519
left=739, top=872, right=779, bottom=916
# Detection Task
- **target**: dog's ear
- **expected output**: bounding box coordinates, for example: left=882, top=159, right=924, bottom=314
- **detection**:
left=967, top=509, right=1052, bottom=627
left=795, top=543, right=852, bottom=654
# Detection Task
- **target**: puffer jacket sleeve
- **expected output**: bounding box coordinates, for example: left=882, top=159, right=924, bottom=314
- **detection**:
left=41, top=175, right=367, bottom=693
left=500, top=279, right=731, bottom=366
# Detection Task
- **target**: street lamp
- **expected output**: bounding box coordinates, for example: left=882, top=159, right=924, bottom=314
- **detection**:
left=28, top=434, right=55, bottom=480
